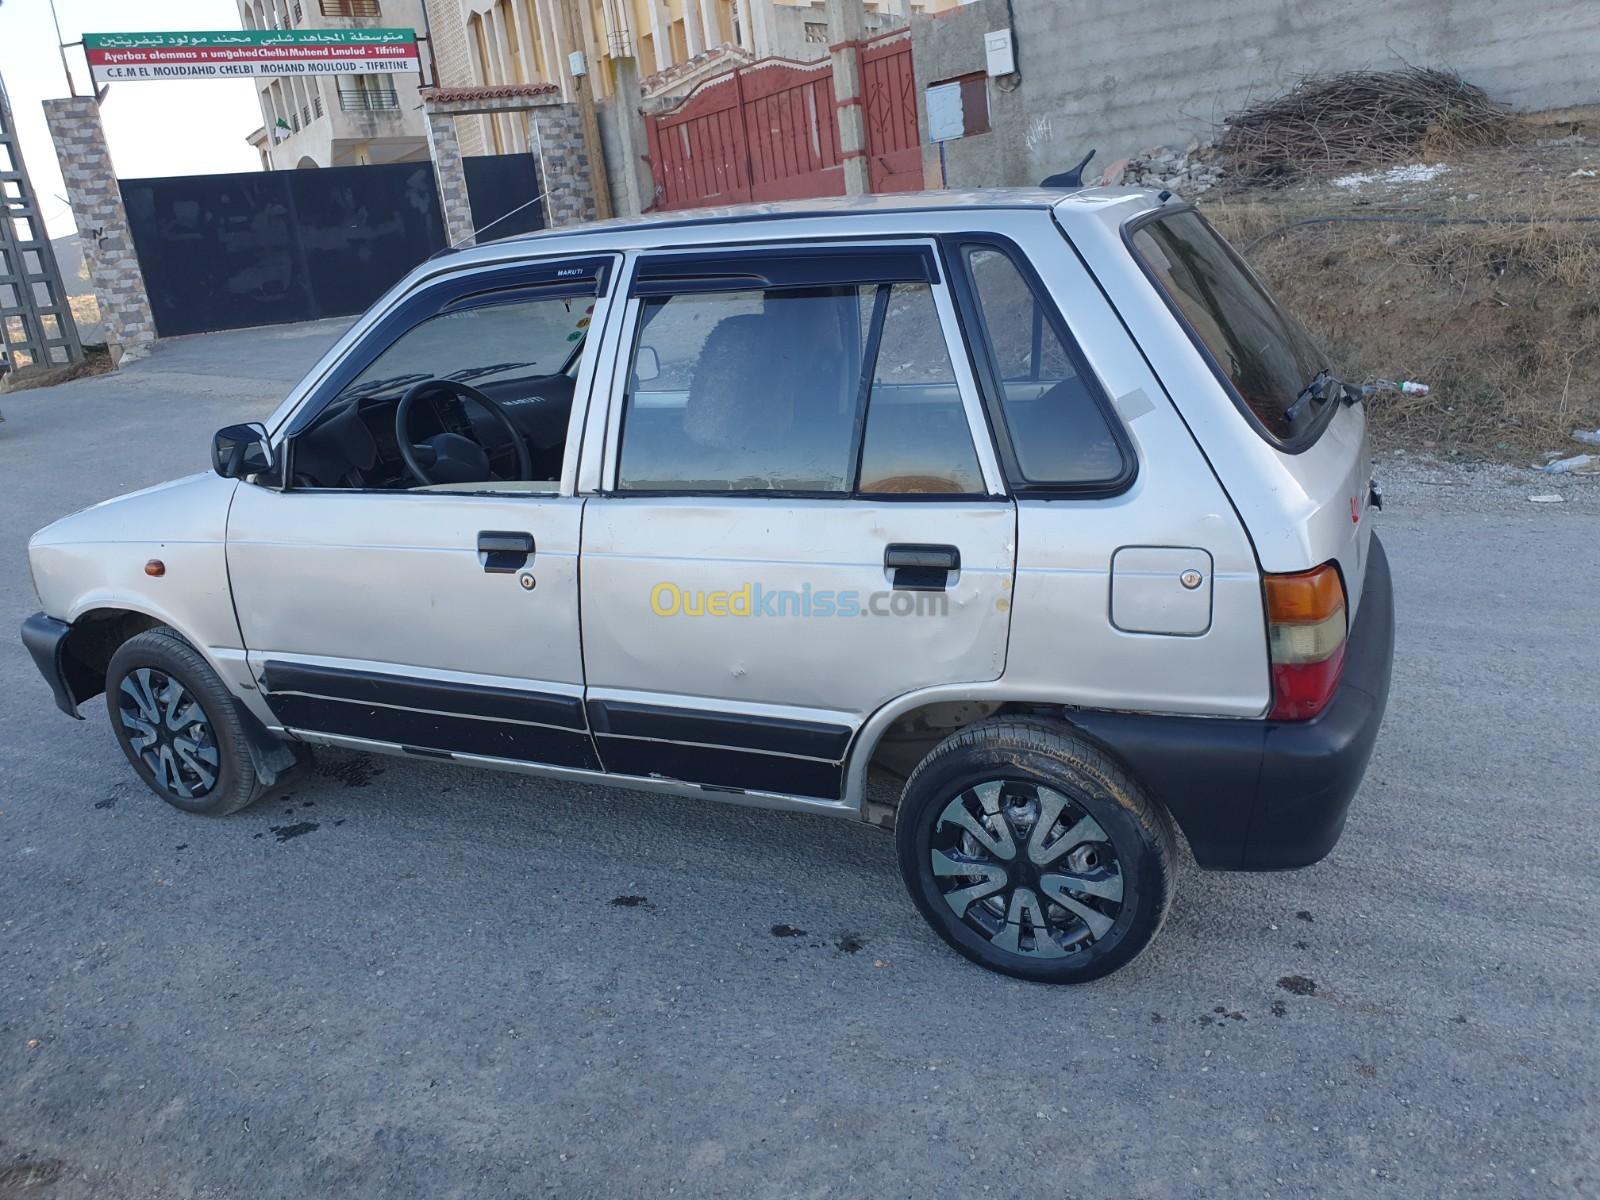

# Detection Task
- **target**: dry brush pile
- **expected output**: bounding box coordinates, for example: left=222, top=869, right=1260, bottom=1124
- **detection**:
left=1215, top=68, right=1510, bottom=183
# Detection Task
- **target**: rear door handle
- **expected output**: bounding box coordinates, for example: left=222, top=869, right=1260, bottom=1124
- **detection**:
left=885, top=543, right=960, bottom=591
left=478, top=530, right=534, bottom=573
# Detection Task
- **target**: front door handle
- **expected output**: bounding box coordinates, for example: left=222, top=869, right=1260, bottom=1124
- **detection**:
left=885, top=543, right=960, bottom=591
left=478, top=530, right=534, bottom=573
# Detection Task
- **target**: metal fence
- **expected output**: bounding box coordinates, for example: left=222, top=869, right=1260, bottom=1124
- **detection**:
left=119, top=154, right=543, bottom=338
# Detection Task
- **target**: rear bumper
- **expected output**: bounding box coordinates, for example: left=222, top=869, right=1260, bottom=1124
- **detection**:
left=21, top=612, right=87, bottom=720
left=1070, top=535, right=1395, bottom=870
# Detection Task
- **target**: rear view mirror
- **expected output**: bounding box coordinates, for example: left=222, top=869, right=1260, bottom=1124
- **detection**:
left=212, top=422, right=274, bottom=479
left=634, top=345, right=661, bottom=383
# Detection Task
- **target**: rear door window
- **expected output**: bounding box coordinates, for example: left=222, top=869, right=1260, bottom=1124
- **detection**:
left=615, top=249, right=989, bottom=496
left=1129, top=209, right=1333, bottom=447
left=618, top=285, right=867, bottom=493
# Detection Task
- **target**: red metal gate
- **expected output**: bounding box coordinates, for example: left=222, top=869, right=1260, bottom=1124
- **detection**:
left=644, top=32, right=919, bottom=211
left=860, top=34, right=921, bottom=194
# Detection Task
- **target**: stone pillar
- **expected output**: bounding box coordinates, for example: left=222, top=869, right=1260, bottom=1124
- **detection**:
left=827, top=0, right=870, bottom=196
left=531, top=103, right=597, bottom=226
left=42, top=97, right=156, bottom=365
left=423, top=105, right=477, bottom=248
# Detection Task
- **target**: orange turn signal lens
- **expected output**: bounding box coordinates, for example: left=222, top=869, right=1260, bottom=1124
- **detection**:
left=144, top=559, right=166, bottom=577
left=1264, top=564, right=1344, bottom=624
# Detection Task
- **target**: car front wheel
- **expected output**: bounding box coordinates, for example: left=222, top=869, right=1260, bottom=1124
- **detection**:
left=105, top=628, right=266, bottom=816
left=896, top=718, right=1177, bottom=983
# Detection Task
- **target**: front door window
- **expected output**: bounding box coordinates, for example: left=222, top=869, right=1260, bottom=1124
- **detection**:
left=288, top=283, right=600, bottom=493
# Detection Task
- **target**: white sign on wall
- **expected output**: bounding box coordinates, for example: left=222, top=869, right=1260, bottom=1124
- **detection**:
left=926, top=81, right=964, bottom=143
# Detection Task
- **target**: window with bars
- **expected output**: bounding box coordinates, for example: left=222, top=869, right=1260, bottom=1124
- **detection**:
left=312, top=93, right=323, bottom=118
left=320, top=0, right=382, bottom=16
left=803, top=21, right=827, bottom=43
left=338, top=74, right=400, bottom=111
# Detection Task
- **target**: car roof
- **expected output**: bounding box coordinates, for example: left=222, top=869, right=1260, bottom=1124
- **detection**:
left=467, top=186, right=1167, bottom=252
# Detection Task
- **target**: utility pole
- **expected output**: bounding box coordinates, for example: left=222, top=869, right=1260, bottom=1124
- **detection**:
left=555, top=0, right=613, bottom=220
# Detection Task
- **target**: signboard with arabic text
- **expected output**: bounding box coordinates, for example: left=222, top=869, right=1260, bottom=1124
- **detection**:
left=84, top=29, right=420, bottom=84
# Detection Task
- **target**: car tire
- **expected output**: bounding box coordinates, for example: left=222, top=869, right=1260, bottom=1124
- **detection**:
left=105, top=628, right=266, bottom=816
left=895, top=717, right=1177, bottom=983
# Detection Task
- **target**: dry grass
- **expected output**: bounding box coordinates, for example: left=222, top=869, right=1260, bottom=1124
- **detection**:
left=0, top=343, right=114, bottom=393
left=1208, top=200, right=1600, bottom=457
left=68, top=292, right=101, bottom=331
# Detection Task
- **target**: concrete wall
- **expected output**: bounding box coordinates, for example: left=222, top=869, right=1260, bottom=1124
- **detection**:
left=765, top=2, right=905, bottom=62
left=913, top=0, right=1600, bottom=190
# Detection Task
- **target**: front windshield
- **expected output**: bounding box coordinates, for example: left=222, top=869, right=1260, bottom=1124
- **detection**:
left=339, top=294, right=590, bottom=403
left=1131, top=210, right=1332, bottom=445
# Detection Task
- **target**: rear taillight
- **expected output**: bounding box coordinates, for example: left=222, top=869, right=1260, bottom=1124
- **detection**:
left=1265, top=564, right=1347, bottom=720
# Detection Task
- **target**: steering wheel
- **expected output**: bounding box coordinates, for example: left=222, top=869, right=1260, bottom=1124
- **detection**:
left=395, top=379, right=533, bottom=486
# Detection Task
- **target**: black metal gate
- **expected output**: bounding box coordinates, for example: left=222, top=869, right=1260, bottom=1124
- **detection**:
left=120, top=154, right=544, bottom=338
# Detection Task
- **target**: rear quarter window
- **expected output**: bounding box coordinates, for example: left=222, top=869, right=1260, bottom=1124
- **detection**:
left=1129, top=209, right=1334, bottom=448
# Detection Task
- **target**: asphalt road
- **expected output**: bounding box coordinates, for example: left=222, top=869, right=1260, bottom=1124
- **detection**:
left=2, top=323, right=1597, bottom=1199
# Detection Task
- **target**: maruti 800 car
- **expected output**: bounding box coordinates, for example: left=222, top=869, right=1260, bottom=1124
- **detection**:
left=23, top=190, right=1392, bottom=982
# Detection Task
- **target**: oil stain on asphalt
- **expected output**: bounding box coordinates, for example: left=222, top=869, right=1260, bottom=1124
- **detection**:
left=316, top=756, right=384, bottom=788
left=1278, top=974, right=1318, bottom=996
left=268, top=821, right=320, bottom=843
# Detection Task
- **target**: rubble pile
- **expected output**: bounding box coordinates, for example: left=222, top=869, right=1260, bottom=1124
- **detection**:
left=1117, top=142, right=1224, bottom=195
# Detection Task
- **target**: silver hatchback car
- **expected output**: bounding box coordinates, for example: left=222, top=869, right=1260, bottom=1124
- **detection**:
left=23, top=189, right=1392, bottom=982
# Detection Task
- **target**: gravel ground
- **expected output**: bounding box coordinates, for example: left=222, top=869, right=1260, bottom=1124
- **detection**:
left=1, top=322, right=1597, bottom=1199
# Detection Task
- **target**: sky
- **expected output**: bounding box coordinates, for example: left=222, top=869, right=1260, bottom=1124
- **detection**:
left=1, top=0, right=264, bottom=238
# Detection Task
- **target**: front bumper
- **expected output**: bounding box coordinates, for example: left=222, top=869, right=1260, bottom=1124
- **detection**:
left=21, top=612, right=88, bottom=719
left=1070, top=535, right=1395, bottom=870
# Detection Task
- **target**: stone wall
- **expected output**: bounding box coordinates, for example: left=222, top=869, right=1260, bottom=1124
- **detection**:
left=422, top=107, right=477, bottom=248
left=423, top=89, right=596, bottom=235
left=42, top=98, right=155, bottom=365
left=913, top=0, right=1600, bottom=192
left=530, top=106, right=596, bottom=226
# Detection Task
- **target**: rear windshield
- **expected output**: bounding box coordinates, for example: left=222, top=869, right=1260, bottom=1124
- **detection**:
left=1130, top=210, right=1332, bottom=446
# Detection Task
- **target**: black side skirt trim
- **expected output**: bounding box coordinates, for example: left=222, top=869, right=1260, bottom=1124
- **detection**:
left=586, top=699, right=851, bottom=761
left=593, top=736, right=843, bottom=800
left=262, top=660, right=586, bottom=730
left=268, top=693, right=601, bottom=770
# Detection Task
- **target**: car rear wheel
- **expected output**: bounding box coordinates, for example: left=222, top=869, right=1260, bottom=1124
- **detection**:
left=105, top=629, right=265, bottom=816
left=896, top=718, right=1177, bottom=983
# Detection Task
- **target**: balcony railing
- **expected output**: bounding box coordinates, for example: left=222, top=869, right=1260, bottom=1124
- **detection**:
left=320, top=0, right=381, bottom=16
left=338, top=86, right=400, bottom=112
